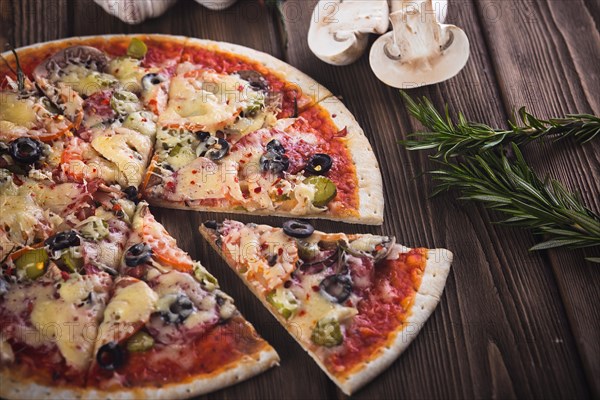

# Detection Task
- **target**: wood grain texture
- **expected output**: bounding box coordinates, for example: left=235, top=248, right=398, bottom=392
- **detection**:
left=475, top=0, right=600, bottom=396
left=1, top=0, right=598, bottom=398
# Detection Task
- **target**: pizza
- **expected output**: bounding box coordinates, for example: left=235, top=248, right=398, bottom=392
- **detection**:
left=0, top=34, right=445, bottom=398
left=0, top=183, right=278, bottom=398
left=0, top=34, right=383, bottom=226
left=200, top=219, right=453, bottom=395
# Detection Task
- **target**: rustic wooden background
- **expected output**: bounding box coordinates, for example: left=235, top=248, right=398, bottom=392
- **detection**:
left=2, top=0, right=599, bottom=398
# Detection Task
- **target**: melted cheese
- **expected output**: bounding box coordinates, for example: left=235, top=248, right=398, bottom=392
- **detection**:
left=0, top=92, right=37, bottom=127
left=91, top=127, right=152, bottom=187
left=160, top=64, right=265, bottom=132
left=102, top=281, right=158, bottom=325
left=28, top=274, right=109, bottom=370
left=175, top=157, right=242, bottom=200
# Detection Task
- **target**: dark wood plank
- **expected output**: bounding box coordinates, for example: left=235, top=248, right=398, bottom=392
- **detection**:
left=1, top=0, right=69, bottom=47
left=281, top=0, right=590, bottom=398
left=475, top=0, right=600, bottom=395
left=69, top=0, right=282, bottom=58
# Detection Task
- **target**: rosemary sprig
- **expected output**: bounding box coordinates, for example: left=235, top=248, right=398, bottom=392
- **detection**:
left=430, top=144, right=600, bottom=254
left=400, top=91, right=600, bottom=160
left=399, top=92, right=600, bottom=261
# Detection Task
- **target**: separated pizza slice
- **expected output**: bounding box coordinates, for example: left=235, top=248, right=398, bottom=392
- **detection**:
left=0, top=261, right=114, bottom=398
left=143, top=109, right=382, bottom=224
left=84, top=202, right=279, bottom=397
left=200, top=219, right=453, bottom=395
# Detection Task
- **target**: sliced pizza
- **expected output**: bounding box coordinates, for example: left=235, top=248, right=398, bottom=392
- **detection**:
left=200, top=219, right=453, bottom=395
left=84, top=202, right=279, bottom=398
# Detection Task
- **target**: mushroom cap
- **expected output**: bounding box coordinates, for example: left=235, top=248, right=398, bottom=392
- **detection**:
left=33, top=46, right=109, bottom=82
left=195, top=0, right=237, bottom=11
left=308, top=0, right=389, bottom=66
left=390, top=0, right=448, bottom=23
left=369, top=24, right=470, bottom=88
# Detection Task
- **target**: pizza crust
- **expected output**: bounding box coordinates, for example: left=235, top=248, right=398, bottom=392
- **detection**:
left=200, top=226, right=450, bottom=395
left=0, top=347, right=279, bottom=400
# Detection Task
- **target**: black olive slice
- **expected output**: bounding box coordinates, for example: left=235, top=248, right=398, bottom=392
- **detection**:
left=9, top=137, right=42, bottom=164
left=124, top=243, right=152, bottom=267
left=205, top=138, right=230, bottom=161
left=282, top=220, right=315, bottom=239
left=141, top=73, right=167, bottom=91
left=97, top=341, right=125, bottom=371
left=195, top=131, right=211, bottom=142
left=266, top=139, right=285, bottom=155
left=45, top=230, right=80, bottom=251
left=123, top=186, right=139, bottom=201
left=236, top=70, right=269, bottom=92
left=319, top=274, right=352, bottom=303
left=203, top=220, right=219, bottom=230
left=305, top=154, right=333, bottom=175
left=260, top=152, right=289, bottom=174
left=161, top=294, right=195, bottom=324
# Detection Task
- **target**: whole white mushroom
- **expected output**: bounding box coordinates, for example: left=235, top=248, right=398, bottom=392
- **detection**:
left=370, top=0, right=470, bottom=88
left=308, top=0, right=390, bottom=66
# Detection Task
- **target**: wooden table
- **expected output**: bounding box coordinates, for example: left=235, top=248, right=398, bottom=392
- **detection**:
left=2, top=0, right=599, bottom=398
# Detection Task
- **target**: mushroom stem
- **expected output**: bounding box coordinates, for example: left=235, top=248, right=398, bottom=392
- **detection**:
left=369, top=0, right=470, bottom=88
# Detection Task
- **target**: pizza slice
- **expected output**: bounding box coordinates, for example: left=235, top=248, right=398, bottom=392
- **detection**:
left=0, top=265, right=113, bottom=396
left=200, top=219, right=453, bottom=395
left=85, top=202, right=279, bottom=397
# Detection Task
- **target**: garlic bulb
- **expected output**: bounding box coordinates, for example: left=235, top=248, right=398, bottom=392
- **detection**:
left=94, top=0, right=178, bottom=24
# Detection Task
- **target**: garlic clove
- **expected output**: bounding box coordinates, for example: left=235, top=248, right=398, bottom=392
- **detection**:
left=308, top=0, right=390, bottom=66
left=370, top=0, right=469, bottom=88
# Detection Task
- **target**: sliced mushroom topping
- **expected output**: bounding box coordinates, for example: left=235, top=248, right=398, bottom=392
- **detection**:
left=370, top=0, right=470, bottom=88
left=308, top=0, right=389, bottom=66
left=236, top=70, right=270, bottom=93
left=346, top=235, right=396, bottom=262
left=33, top=46, right=109, bottom=82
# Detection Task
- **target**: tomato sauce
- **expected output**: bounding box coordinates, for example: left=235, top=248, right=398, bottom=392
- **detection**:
left=325, top=248, right=427, bottom=375
left=87, top=316, right=267, bottom=388
left=289, top=112, right=360, bottom=215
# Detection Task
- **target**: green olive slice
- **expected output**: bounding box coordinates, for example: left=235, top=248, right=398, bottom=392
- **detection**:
left=304, top=176, right=337, bottom=207
left=127, top=38, right=148, bottom=59
left=126, top=331, right=155, bottom=353
left=15, top=248, right=49, bottom=279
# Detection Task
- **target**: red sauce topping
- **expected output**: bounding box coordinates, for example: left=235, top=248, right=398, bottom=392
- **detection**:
left=325, top=248, right=427, bottom=375
left=87, top=316, right=268, bottom=388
